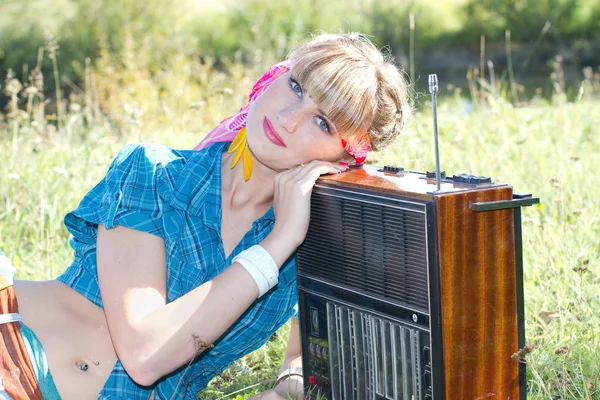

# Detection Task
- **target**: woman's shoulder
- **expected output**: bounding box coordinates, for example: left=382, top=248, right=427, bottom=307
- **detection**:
left=63, top=142, right=226, bottom=238
left=109, top=143, right=190, bottom=173
left=105, top=142, right=225, bottom=188
left=102, top=141, right=227, bottom=213
left=109, top=142, right=226, bottom=173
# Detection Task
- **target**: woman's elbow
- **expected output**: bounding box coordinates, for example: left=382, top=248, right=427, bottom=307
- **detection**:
left=118, top=348, right=162, bottom=387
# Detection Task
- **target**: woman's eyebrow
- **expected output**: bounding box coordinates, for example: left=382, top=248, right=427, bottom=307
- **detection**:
left=291, top=72, right=339, bottom=134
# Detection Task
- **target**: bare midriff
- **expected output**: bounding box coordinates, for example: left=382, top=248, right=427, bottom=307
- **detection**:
left=13, top=280, right=118, bottom=400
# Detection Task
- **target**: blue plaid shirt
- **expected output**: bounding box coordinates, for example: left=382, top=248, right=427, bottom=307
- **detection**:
left=57, top=142, right=299, bottom=399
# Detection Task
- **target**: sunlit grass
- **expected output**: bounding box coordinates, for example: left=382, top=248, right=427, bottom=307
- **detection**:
left=1, top=33, right=599, bottom=397
left=2, top=94, right=598, bottom=398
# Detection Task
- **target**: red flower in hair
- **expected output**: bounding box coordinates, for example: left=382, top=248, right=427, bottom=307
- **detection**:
left=342, top=135, right=372, bottom=164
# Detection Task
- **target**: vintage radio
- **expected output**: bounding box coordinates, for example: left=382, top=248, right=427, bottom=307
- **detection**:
left=296, top=76, right=538, bottom=399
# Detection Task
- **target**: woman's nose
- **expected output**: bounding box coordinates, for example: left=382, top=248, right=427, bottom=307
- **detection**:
left=277, top=106, right=301, bottom=133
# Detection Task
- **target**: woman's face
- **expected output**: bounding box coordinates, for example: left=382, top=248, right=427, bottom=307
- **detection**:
left=245, top=71, right=348, bottom=172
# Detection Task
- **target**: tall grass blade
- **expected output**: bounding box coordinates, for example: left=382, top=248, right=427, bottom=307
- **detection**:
left=505, top=29, right=518, bottom=104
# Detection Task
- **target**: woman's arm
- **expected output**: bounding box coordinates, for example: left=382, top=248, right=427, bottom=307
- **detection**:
left=97, top=160, right=345, bottom=386
left=97, top=224, right=293, bottom=386
left=273, top=318, right=304, bottom=397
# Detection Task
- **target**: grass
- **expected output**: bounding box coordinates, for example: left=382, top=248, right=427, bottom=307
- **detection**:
left=1, top=44, right=600, bottom=399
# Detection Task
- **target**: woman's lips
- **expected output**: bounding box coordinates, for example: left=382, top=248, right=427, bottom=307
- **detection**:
left=263, top=117, right=286, bottom=147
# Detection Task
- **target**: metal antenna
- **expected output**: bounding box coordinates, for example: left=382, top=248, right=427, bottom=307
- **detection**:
left=429, top=74, right=441, bottom=191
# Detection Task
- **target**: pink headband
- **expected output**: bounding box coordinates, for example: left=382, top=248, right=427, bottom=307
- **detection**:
left=194, top=61, right=371, bottom=164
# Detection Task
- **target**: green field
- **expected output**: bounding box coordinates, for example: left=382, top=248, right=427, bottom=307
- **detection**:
left=1, top=71, right=599, bottom=397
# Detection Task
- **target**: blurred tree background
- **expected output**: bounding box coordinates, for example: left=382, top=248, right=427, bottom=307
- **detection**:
left=1, top=0, right=599, bottom=106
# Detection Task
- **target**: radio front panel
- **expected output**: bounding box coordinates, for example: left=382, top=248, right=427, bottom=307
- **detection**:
left=298, top=171, right=528, bottom=399
left=299, top=290, right=432, bottom=400
left=297, top=183, right=438, bottom=400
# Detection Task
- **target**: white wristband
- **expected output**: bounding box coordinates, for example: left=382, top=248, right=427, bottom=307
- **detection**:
left=235, top=258, right=271, bottom=297
left=233, top=245, right=279, bottom=297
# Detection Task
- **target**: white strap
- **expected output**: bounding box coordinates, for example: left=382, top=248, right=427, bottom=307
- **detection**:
left=233, top=245, right=279, bottom=298
left=0, top=313, right=22, bottom=325
left=235, top=257, right=271, bottom=297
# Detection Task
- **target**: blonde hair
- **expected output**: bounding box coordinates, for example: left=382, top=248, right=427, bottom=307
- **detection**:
left=288, top=33, right=411, bottom=151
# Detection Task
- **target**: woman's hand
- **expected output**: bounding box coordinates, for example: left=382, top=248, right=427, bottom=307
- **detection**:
left=248, top=378, right=305, bottom=400
left=260, top=161, right=347, bottom=267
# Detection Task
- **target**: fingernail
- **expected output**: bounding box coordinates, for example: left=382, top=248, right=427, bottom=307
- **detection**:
left=338, top=162, right=348, bottom=168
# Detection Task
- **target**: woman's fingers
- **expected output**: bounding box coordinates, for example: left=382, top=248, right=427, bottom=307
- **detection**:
left=289, top=161, right=346, bottom=182
left=274, top=161, right=344, bottom=191
left=280, top=163, right=343, bottom=196
left=303, top=161, right=346, bottom=179
left=269, top=161, right=348, bottom=248
left=295, top=163, right=344, bottom=194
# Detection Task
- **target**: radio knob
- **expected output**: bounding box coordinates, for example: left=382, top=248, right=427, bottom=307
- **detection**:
left=452, top=173, right=492, bottom=184
left=452, top=173, right=470, bottom=183
left=383, top=165, right=404, bottom=174
left=471, top=175, right=492, bottom=184
left=426, top=170, right=446, bottom=179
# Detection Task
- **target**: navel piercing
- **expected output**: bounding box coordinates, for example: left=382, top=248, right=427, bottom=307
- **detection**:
left=300, top=163, right=305, bottom=167
left=77, top=362, right=89, bottom=372
left=93, top=359, right=100, bottom=366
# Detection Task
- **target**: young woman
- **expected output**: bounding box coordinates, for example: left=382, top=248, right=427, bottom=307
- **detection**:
left=1, top=33, right=410, bottom=399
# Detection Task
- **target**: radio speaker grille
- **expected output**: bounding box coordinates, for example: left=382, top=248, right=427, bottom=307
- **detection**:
left=298, top=192, right=430, bottom=311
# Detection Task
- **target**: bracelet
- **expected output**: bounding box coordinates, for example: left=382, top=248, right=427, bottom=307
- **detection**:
left=232, top=245, right=279, bottom=297
left=236, top=257, right=270, bottom=297
left=273, top=367, right=304, bottom=388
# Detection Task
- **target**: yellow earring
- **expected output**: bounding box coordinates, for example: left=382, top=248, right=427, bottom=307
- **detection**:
left=228, top=127, right=253, bottom=181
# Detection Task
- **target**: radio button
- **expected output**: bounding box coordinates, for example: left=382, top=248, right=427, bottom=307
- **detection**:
left=424, top=369, right=432, bottom=389
left=320, top=346, right=328, bottom=359
left=423, top=346, right=431, bottom=365
left=382, top=165, right=405, bottom=174
left=426, top=170, right=446, bottom=179
left=451, top=173, right=492, bottom=184
left=308, top=343, right=316, bottom=357
left=471, top=175, right=492, bottom=184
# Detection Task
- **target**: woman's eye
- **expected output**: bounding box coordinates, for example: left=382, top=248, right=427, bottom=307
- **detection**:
left=290, top=79, right=303, bottom=96
left=317, top=117, right=330, bottom=133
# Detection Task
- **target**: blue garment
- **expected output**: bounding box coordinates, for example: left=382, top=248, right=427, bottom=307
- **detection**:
left=20, top=322, right=62, bottom=400
left=57, top=142, right=299, bottom=400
